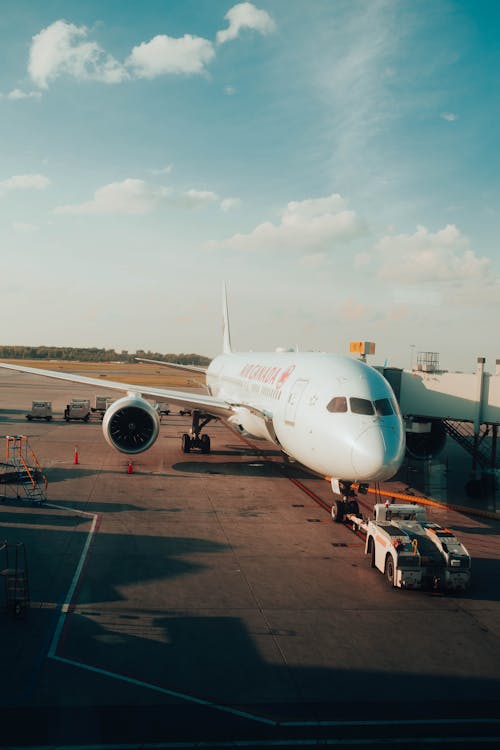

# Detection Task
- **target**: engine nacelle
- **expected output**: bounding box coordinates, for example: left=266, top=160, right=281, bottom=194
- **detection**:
left=102, top=394, right=160, bottom=454
left=405, top=419, right=446, bottom=460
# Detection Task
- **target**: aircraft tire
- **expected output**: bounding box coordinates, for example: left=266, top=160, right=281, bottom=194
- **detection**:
left=200, top=434, right=211, bottom=454
left=181, top=433, right=191, bottom=453
left=331, top=499, right=344, bottom=523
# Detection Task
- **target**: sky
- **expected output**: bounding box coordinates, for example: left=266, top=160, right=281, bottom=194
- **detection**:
left=1, top=0, right=499, bottom=372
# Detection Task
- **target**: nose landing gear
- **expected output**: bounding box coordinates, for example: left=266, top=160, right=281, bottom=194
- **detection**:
left=181, top=410, right=216, bottom=454
left=330, top=480, right=362, bottom=523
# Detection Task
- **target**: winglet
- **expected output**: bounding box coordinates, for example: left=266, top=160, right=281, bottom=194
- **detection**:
left=222, top=282, right=232, bottom=354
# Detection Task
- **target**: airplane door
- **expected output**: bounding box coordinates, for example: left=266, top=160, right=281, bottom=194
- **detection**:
left=284, top=379, right=309, bottom=425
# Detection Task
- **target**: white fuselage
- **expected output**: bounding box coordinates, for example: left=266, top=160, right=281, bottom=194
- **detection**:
left=206, top=351, right=405, bottom=483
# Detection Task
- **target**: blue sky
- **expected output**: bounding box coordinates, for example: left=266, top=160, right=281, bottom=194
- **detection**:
left=1, top=0, right=499, bottom=372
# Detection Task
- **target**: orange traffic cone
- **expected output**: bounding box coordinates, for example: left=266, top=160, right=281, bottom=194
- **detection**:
left=74, top=447, right=79, bottom=465
left=127, top=461, right=133, bottom=474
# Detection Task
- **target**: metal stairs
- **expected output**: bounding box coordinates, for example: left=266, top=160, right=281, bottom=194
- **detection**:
left=4, top=435, right=48, bottom=505
left=0, top=541, right=30, bottom=616
left=442, top=420, right=497, bottom=470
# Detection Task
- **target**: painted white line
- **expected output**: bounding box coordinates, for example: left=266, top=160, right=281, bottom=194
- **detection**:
left=43, top=507, right=499, bottom=735
left=46, top=504, right=99, bottom=658
left=45, top=502, right=274, bottom=724
left=5, top=734, right=500, bottom=749
left=51, top=654, right=276, bottom=726
left=283, top=718, right=500, bottom=728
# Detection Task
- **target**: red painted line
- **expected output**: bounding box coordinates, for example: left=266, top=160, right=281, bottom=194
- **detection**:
left=287, top=476, right=331, bottom=512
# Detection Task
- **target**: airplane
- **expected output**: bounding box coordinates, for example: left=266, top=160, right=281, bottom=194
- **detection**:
left=0, top=286, right=405, bottom=519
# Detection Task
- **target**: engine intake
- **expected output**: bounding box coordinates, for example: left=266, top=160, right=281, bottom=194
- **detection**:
left=102, top=395, right=160, bottom=454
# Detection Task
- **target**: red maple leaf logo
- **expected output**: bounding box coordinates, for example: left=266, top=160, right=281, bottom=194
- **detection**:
left=277, top=365, right=295, bottom=387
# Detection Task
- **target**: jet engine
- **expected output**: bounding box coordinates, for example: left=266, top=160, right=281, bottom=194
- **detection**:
left=405, top=419, right=446, bottom=460
left=102, top=395, right=160, bottom=454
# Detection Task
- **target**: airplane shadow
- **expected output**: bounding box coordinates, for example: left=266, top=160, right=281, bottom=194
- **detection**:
left=172, top=459, right=310, bottom=479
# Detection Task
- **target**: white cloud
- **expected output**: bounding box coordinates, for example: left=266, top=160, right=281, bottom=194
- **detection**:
left=12, top=221, right=40, bottom=232
left=53, top=178, right=236, bottom=215
left=147, top=164, right=173, bottom=176
left=375, top=224, right=490, bottom=282
left=224, top=85, right=237, bottom=96
left=220, top=197, right=241, bottom=211
left=54, top=178, right=169, bottom=215
left=1, top=89, right=42, bottom=100
left=217, top=2, right=276, bottom=44
left=441, top=112, right=459, bottom=122
left=0, top=174, right=50, bottom=193
left=210, top=193, right=365, bottom=252
left=181, top=189, right=219, bottom=208
left=25, top=9, right=272, bottom=91
left=28, top=20, right=128, bottom=88
left=314, top=3, right=402, bottom=188
left=300, top=252, right=329, bottom=269
left=126, top=34, right=214, bottom=78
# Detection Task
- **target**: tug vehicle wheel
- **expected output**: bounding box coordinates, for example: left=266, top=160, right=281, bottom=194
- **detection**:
left=385, top=555, right=395, bottom=586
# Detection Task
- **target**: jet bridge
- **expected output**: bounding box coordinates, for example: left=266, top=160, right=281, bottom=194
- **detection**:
left=382, top=355, right=500, bottom=493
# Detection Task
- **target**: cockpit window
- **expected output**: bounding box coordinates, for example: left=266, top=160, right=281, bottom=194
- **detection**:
left=326, top=396, right=348, bottom=413
left=374, top=398, right=394, bottom=416
left=350, top=397, right=375, bottom=415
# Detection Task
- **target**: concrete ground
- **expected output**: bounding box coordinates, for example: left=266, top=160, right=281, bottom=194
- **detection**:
left=0, top=368, right=499, bottom=748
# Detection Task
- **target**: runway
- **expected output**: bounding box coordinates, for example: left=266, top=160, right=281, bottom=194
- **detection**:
left=0, top=369, right=499, bottom=748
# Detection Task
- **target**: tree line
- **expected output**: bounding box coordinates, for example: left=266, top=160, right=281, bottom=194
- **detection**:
left=0, top=346, right=211, bottom=366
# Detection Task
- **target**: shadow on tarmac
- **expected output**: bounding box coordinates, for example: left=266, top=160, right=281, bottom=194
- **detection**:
left=1, top=610, right=499, bottom=747
left=172, top=459, right=309, bottom=479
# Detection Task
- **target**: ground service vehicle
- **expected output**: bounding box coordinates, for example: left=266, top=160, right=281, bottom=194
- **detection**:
left=64, top=399, right=91, bottom=422
left=26, top=401, right=52, bottom=421
left=90, top=395, right=108, bottom=416
left=153, top=401, right=170, bottom=418
left=332, top=501, right=471, bottom=592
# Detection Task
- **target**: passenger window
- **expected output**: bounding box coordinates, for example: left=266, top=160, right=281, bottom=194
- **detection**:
left=326, top=396, right=348, bottom=413
left=350, top=397, right=374, bottom=415
left=374, top=398, right=394, bottom=416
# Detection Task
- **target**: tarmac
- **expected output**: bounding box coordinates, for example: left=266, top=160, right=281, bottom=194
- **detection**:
left=0, top=368, right=500, bottom=748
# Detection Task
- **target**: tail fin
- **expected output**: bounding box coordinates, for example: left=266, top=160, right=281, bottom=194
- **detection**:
left=222, top=282, right=232, bottom=354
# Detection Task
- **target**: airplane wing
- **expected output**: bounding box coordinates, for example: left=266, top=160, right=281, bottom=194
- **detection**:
left=0, top=361, right=232, bottom=419
left=135, top=357, right=207, bottom=375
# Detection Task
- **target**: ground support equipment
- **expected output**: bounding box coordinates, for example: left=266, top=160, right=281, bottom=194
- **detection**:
left=333, top=499, right=471, bottom=592
left=0, top=541, right=30, bottom=616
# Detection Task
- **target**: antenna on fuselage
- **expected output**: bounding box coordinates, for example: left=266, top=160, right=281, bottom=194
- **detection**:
left=222, top=282, right=233, bottom=354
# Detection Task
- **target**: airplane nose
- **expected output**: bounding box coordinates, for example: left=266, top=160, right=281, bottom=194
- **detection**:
left=351, top=426, right=403, bottom=481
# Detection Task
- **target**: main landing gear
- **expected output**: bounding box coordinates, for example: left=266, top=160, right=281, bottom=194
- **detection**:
left=181, top=410, right=215, bottom=454
left=330, top=480, right=367, bottom=523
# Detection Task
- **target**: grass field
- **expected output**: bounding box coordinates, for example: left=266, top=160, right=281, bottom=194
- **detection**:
left=0, top=360, right=205, bottom=388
